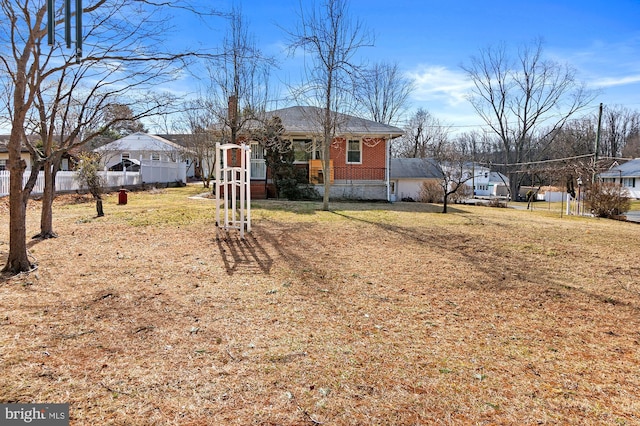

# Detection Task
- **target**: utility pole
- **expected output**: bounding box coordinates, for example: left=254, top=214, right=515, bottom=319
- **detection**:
left=592, top=102, right=603, bottom=183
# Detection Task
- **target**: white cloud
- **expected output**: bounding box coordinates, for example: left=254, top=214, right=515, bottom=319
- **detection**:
left=590, top=74, right=640, bottom=88
left=405, top=65, right=474, bottom=106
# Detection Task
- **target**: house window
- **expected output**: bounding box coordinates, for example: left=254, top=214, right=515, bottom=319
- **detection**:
left=121, top=152, right=130, bottom=160
left=293, top=139, right=313, bottom=162
left=390, top=181, right=396, bottom=194
left=151, top=153, right=160, bottom=161
left=0, top=159, right=6, bottom=171
left=347, top=139, right=361, bottom=164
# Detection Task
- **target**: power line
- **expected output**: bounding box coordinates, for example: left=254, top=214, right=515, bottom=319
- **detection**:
left=486, top=153, right=595, bottom=167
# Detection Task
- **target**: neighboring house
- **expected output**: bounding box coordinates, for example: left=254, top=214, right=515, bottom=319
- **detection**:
left=389, top=158, right=442, bottom=202
left=0, top=136, right=32, bottom=171
left=94, top=132, right=191, bottom=184
left=95, top=132, right=186, bottom=169
left=599, top=158, right=640, bottom=199
left=254, top=106, right=403, bottom=200
left=467, top=164, right=509, bottom=197
left=156, top=133, right=202, bottom=178
left=0, top=135, right=78, bottom=171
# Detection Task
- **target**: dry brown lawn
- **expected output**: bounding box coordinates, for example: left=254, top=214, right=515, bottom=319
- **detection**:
left=1, top=186, right=639, bottom=425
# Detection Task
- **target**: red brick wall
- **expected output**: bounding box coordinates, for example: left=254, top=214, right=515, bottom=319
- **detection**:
left=330, top=137, right=387, bottom=180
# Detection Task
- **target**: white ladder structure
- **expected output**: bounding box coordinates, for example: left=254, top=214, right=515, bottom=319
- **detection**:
left=215, top=142, right=252, bottom=238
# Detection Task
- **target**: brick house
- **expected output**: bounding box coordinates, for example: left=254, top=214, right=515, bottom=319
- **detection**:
left=252, top=106, right=403, bottom=200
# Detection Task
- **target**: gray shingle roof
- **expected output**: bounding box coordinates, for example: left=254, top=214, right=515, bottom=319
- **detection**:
left=390, top=158, right=443, bottom=179
left=265, top=106, right=403, bottom=137
left=489, top=171, right=509, bottom=185
left=600, top=158, right=640, bottom=178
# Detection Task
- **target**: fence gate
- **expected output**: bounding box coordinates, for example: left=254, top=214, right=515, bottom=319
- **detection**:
left=214, top=142, right=251, bottom=238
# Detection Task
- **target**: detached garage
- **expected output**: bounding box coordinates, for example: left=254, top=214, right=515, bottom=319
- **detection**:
left=389, top=158, right=443, bottom=202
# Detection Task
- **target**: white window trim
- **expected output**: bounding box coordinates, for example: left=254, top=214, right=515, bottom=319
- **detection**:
left=346, top=139, right=362, bottom=164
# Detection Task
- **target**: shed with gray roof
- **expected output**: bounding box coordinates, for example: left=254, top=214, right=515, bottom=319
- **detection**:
left=389, top=158, right=443, bottom=201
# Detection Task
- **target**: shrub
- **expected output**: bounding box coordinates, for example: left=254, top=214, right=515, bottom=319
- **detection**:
left=74, top=153, right=106, bottom=217
left=585, top=182, right=631, bottom=218
left=450, top=183, right=473, bottom=203
left=418, top=180, right=443, bottom=203
left=487, top=198, right=508, bottom=208
left=278, top=169, right=320, bottom=200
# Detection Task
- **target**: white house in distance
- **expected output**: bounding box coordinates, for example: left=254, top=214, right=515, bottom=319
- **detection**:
left=468, top=164, right=509, bottom=198
left=94, top=132, right=191, bottom=184
left=599, top=158, right=640, bottom=199
left=95, top=132, right=185, bottom=169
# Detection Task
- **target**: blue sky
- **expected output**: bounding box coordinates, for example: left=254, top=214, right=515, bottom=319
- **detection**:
left=171, top=1, right=640, bottom=130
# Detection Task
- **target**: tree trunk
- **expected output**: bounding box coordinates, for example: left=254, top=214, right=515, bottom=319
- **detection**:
left=442, top=193, right=449, bottom=214
left=3, top=193, right=33, bottom=274
left=322, top=140, right=331, bottom=211
left=96, top=198, right=104, bottom=217
left=509, top=171, right=519, bottom=203
left=322, top=101, right=332, bottom=211
left=2, top=131, right=34, bottom=274
left=35, top=159, right=59, bottom=239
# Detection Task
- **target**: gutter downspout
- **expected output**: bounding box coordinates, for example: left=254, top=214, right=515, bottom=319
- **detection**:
left=386, top=134, right=391, bottom=202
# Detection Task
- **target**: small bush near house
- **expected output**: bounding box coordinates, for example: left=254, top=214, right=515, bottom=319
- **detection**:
left=585, top=182, right=631, bottom=218
left=450, top=183, right=473, bottom=203
left=488, top=198, right=508, bottom=208
left=418, top=180, right=443, bottom=203
left=278, top=168, right=320, bottom=201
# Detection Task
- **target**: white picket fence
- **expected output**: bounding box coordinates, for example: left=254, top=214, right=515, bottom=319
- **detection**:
left=0, top=160, right=186, bottom=197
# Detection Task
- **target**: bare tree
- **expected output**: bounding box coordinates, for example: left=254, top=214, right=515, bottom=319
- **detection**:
left=287, top=0, right=373, bottom=210
left=462, top=39, right=594, bottom=200
left=357, top=61, right=413, bottom=126
left=430, top=139, right=474, bottom=213
left=622, top=132, right=640, bottom=158
left=31, top=73, right=177, bottom=240
left=177, top=100, right=220, bottom=188
left=204, top=5, right=272, bottom=146
left=83, top=103, right=147, bottom=150
left=393, top=108, right=449, bottom=158
left=600, top=105, right=640, bottom=158
left=547, top=117, right=596, bottom=159
left=0, top=0, right=219, bottom=273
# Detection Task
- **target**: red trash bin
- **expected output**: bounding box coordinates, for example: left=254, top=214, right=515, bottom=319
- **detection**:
left=118, top=188, right=127, bottom=205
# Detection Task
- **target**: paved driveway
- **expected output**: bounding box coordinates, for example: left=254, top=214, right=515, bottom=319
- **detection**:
left=625, top=210, right=640, bottom=223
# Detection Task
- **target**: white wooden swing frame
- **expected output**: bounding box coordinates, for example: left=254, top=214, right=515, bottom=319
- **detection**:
left=214, top=142, right=252, bottom=239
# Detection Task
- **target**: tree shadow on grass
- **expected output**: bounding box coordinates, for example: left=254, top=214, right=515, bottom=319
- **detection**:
left=251, top=199, right=471, bottom=215
left=330, top=210, right=640, bottom=310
